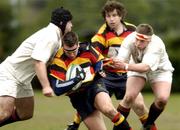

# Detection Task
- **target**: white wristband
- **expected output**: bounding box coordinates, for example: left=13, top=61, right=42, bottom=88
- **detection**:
left=124, top=64, right=129, bottom=70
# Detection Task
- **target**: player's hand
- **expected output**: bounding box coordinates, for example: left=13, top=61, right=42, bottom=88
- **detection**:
left=42, top=86, right=55, bottom=97
left=111, top=58, right=126, bottom=69
left=103, top=58, right=113, bottom=67
left=99, top=70, right=106, bottom=77
left=76, top=68, right=86, bottom=81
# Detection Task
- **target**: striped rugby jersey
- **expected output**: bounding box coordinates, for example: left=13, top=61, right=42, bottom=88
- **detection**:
left=49, top=42, right=104, bottom=84
left=91, top=22, right=136, bottom=73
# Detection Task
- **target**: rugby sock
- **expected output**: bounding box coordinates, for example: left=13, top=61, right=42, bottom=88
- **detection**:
left=112, top=112, right=131, bottom=130
left=117, top=104, right=131, bottom=118
left=0, top=109, right=20, bottom=127
left=73, top=112, right=81, bottom=124
left=68, top=112, right=81, bottom=129
left=144, top=102, right=163, bottom=127
left=139, top=113, right=148, bottom=124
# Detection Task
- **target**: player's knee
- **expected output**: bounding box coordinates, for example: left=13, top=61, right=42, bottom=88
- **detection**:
left=101, top=106, right=116, bottom=117
left=156, top=96, right=169, bottom=109
left=124, top=95, right=135, bottom=105
left=133, top=102, right=145, bottom=111
left=156, top=99, right=168, bottom=109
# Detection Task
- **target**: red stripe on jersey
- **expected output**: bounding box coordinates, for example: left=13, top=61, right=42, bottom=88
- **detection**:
left=50, top=70, right=66, bottom=80
left=120, top=31, right=132, bottom=38
left=105, top=32, right=116, bottom=40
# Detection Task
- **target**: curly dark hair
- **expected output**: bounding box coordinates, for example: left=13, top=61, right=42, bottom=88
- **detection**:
left=101, top=0, right=127, bottom=21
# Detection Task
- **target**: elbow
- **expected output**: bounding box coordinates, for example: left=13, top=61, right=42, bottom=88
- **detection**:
left=54, top=89, right=62, bottom=96
left=53, top=86, right=62, bottom=96
left=54, top=87, right=62, bottom=96
left=54, top=91, right=61, bottom=96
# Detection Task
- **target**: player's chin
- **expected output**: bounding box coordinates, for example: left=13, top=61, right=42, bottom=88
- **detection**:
left=109, top=24, right=116, bottom=29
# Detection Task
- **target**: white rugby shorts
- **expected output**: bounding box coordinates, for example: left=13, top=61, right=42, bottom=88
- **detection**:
left=127, top=70, right=173, bottom=84
left=0, top=66, right=34, bottom=98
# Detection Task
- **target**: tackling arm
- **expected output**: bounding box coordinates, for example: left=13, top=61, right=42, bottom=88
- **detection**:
left=34, top=60, right=54, bottom=97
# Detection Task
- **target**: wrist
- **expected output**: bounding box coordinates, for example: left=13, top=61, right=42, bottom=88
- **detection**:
left=124, top=63, right=129, bottom=71
left=74, top=76, right=81, bottom=83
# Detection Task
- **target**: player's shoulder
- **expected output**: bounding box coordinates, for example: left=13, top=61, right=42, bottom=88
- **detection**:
left=97, top=23, right=107, bottom=34
left=53, top=48, right=64, bottom=60
left=79, top=41, right=100, bottom=56
left=122, top=32, right=136, bottom=45
left=79, top=41, right=92, bottom=51
left=124, top=22, right=136, bottom=31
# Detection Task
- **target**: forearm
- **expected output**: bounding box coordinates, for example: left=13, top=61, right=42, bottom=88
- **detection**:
left=34, top=60, right=51, bottom=89
left=49, top=76, right=81, bottom=96
left=125, top=63, right=151, bottom=73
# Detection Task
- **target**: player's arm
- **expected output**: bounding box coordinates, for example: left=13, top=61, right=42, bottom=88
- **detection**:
left=34, top=60, right=54, bottom=97
left=93, top=60, right=107, bottom=77
left=49, top=76, right=80, bottom=96
left=49, top=68, right=85, bottom=96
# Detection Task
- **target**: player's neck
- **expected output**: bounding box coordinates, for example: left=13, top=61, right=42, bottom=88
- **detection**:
left=115, top=23, right=125, bottom=35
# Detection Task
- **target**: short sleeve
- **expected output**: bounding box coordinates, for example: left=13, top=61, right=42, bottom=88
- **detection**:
left=31, top=40, right=59, bottom=63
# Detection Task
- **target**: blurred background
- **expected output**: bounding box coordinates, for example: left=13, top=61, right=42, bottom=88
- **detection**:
left=0, top=0, right=180, bottom=92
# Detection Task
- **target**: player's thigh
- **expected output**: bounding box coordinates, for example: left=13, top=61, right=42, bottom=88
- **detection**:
left=15, top=96, right=34, bottom=119
left=0, top=96, right=15, bottom=120
left=126, top=76, right=146, bottom=96
left=152, top=81, right=171, bottom=102
left=149, top=71, right=172, bottom=100
left=83, top=110, right=107, bottom=130
left=94, top=92, right=114, bottom=112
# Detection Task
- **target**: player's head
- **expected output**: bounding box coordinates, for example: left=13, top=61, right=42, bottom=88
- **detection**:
left=62, top=32, right=79, bottom=59
left=51, top=7, right=73, bottom=34
left=135, top=24, right=154, bottom=50
left=136, top=24, right=154, bottom=36
left=101, top=0, right=127, bottom=21
left=136, top=24, right=153, bottom=41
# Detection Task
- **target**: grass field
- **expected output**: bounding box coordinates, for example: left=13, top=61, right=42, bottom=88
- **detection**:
left=2, top=91, right=179, bottom=130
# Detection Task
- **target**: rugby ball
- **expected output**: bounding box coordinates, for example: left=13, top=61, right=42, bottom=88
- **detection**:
left=66, top=64, right=83, bottom=90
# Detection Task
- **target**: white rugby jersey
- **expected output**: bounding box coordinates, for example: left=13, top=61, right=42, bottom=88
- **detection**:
left=117, top=32, right=174, bottom=72
left=1, top=23, right=62, bottom=84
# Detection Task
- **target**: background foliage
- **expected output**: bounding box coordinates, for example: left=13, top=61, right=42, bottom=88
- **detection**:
left=0, top=0, right=180, bottom=92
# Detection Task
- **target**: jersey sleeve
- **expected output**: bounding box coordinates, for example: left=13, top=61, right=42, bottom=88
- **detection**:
left=31, top=38, right=60, bottom=63
left=116, top=33, right=134, bottom=62
left=91, top=24, right=107, bottom=54
left=142, top=38, right=163, bottom=71
left=48, top=57, right=66, bottom=81
left=88, top=46, right=104, bottom=64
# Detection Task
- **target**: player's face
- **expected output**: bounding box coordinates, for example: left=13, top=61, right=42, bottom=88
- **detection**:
left=64, top=21, right=73, bottom=34
left=63, top=43, right=79, bottom=59
left=105, top=9, right=122, bottom=31
left=135, top=38, right=150, bottom=50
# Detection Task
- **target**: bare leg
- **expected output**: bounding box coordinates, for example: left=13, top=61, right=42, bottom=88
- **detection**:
left=0, top=96, right=15, bottom=123
left=83, top=110, right=106, bottom=130
left=0, top=96, right=34, bottom=127
left=15, top=96, right=34, bottom=120
left=94, top=92, right=131, bottom=130
left=144, top=81, right=171, bottom=127
left=121, top=76, right=145, bottom=109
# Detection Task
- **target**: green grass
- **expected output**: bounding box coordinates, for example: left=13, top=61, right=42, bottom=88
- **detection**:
left=2, top=91, right=179, bottom=130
